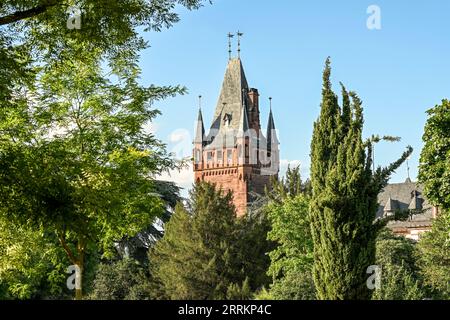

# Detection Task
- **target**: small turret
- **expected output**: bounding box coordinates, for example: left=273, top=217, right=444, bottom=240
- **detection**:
left=266, top=98, right=279, bottom=153
left=194, top=107, right=205, bottom=145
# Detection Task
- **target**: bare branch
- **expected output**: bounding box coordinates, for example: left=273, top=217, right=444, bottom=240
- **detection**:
left=0, top=0, right=61, bottom=26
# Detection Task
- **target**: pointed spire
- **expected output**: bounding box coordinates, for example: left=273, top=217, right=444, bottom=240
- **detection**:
left=194, top=95, right=205, bottom=144
left=267, top=97, right=278, bottom=151
left=211, top=59, right=249, bottom=131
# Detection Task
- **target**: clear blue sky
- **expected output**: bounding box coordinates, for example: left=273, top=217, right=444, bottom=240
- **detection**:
left=138, top=0, right=450, bottom=189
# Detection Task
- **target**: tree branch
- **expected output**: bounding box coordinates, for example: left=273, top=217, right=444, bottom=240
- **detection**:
left=57, top=229, right=77, bottom=264
left=0, top=0, right=61, bottom=26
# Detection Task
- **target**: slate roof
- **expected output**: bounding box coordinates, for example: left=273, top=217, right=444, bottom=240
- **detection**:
left=199, top=57, right=274, bottom=154
left=194, top=108, right=205, bottom=144
left=376, top=180, right=433, bottom=228
left=205, top=58, right=250, bottom=143
left=212, top=58, right=249, bottom=129
left=266, top=108, right=278, bottom=152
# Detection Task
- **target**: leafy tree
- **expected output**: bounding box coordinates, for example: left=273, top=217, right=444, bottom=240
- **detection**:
left=417, top=99, right=450, bottom=299
left=269, top=269, right=316, bottom=300
left=266, top=196, right=313, bottom=286
left=0, top=0, right=209, bottom=300
left=372, top=229, right=425, bottom=300
left=264, top=166, right=315, bottom=300
left=419, top=99, right=450, bottom=211
left=309, top=58, right=412, bottom=300
left=417, top=211, right=450, bottom=299
left=149, top=182, right=251, bottom=300
left=115, top=180, right=182, bottom=264
left=89, top=258, right=151, bottom=300
left=0, top=0, right=208, bottom=98
left=0, top=216, right=70, bottom=299
left=0, top=48, right=178, bottom=299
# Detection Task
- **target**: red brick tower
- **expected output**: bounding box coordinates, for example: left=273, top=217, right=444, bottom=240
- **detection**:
left=193, top=58, right=279, bottom=216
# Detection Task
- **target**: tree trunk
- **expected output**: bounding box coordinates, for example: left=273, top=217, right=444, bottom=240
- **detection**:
left=74, top=247, right=85, bottom=300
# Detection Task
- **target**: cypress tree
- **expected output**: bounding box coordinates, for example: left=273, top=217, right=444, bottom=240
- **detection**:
left=309, top=58, right=413, bottom=300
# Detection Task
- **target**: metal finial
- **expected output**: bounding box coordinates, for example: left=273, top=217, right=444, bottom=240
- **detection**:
left=198, top=95, right=202, bottom=110
left=407, top=156, right=411, bottom=180
left=227, top=32, right=234, bottom=60
left=269, top=97, right=273, bottom=110
left=237, top=31, right=244, bottom=58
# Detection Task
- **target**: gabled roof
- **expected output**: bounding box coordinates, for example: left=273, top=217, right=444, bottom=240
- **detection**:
left=408, top=192, right=423, bottom=210
left=384, top=196, right=396, bottom=212
left=376, top=180, right=433, bottom=225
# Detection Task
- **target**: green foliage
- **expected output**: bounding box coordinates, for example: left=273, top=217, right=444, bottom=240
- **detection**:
left=149, top=182, right=252, bottom=300
left=89, top=258, right=151, bottom=300
left=253, top=287, right=273, bottom=300
left=0, top=0, right=209, bottom=300
left=0, top=0, right=208, bottom=96
left=266, top=196, right=313, bottom=281
left=0, top=48, right=180, bottom=299
left=235, top=210, right=273, bottom=292
left=269, top=269, right=316, bottom=300
left=417, top=99, right=450, bottom=299
left=417, top=211, right=450, bottom=299
left=419, top=99, right=450, bottom=212
left=267, top=166, right=311, bottom=201
left=372, top=229, right=425, bottom=300
left=309, top=58, right=412, bottom=300
left=263, top=165, right=315, bottom=300
left=0, top=217, right=70, bottom=299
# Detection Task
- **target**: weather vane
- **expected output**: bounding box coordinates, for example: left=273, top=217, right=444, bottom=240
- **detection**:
left=237, top=31, right=244, bottom=58
left=227, top=32, right=234, bottom=60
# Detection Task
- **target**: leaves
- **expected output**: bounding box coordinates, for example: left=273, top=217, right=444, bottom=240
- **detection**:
left=419, top=99, right=450, bottom=212
left=149, top=182, right=252, bottom=300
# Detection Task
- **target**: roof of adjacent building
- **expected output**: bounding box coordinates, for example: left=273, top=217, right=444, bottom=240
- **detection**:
left=376, top=180, right=434, bottom=228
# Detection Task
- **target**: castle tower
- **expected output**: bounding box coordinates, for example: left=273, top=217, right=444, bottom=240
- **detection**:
left=193, top=58, right=279, bottom=216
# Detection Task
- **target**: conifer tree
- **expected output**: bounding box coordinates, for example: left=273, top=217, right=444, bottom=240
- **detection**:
left=309, top=58, right=412, bottom=300
left=149, top=182, right=250, bottom=300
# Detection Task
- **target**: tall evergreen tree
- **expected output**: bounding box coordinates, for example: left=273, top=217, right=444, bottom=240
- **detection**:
left=309, top=58, right=412, bottom=300
left=149, top=182, right=250, bottom=300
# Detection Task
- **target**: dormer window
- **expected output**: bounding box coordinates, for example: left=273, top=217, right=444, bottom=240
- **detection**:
left=223, top=113, right=232, bottom=127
